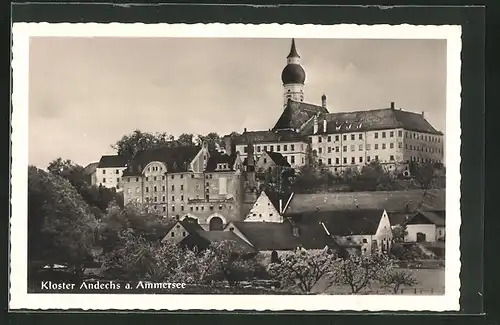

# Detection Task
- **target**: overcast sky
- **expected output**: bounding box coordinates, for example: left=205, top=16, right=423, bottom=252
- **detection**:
left=28, top=37, right=446, bottom=168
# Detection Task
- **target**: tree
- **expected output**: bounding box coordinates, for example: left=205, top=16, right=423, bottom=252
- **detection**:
left=410, top=161, right=436, bottom=189
left=111, top=130, right=175, bottom=161
left=392, top=225, right=408, bottom=243
left=330, top=253, right=392, bottom=294
left=176, top=133, right=195, bottom=147
left=381, top=269, right=419, bottom=294
left=267, top=248, right=337, bottom=293
left=290, top=148, right=335, bottom=193
left=47, top=158, right=89, bottom=191
left=196, top=132, right=223, bottom=151
left=28, top=166, right=98, bottom=273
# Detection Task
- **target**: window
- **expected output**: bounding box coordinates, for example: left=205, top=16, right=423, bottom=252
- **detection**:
left=318, top=148, right=323, bottom=154
left=277, top=145, right=281, bottom=151
left=162, top=176, right=165, bottom=180
left=153, top=197, right=157, bottom=202
left=398, top=130, right=403, bottom=137
left=328, top=158, right=332, bottom=165
left=390, top=131, right=394, bottom=138
left=374, top=132, right=379, bottom=139
left=382, top=143, right=386, bottom=149
left=171, top=185, right=174, bottom=191
left=145, top=177, right=149, bottom=181
left=181, top=206, right=184, bottom=211
left=161, top=185, right=165, bottom=191
left=162, top=195, right=165, bottom=202
left=318, top=159, right=323, bottom=165
left=390, top=143, right=394, bottom=149
left=318, top=137, right=322, bottom=143
left=219, top=205, right=223, bottom=210
left=102, top=170, right=106, bottom=175
left=171, top=195, right=175, bottom=201
left=162, top=206, right=166, bottom=212
left=180, top=185, right=184, bottom=191
left=359, top=157, right=363, bottom=163
left=335, top=158, right=340, bottom=164
left=335, top=135, right=339, bottom=141
left=180, top=174, right=184, bottom=179
left=263, top=158, right=267, bottom=164
left=171, top=232, right=175, bottom=238
left=153, top=176, right=157, bottom=181
left=115, top=169, right=119, bottom=174
left=284, top=145, right=288, bottom=151
left=399, top=142, right=403, bottom=148
left=136, top=177, right=139, bottom=182
left=291, top=156, right=295, bottom=164
left=359, top=144, right=363, bottom=151
left=335, top=146, right=339, bottom=152
left=351, top=157, right=355, bottom=164
left=359, top=134, right=363, bottom=140
left=375, top=155, right=379, bottom=160
left=127, top=188, right=132, bottom=194
left=172, top=206, right=175, bottom=212
left=367, top=156, right=371, bottom=162
left=327, top=136, right=331, bottom=142
left=256, top=146, right=261, bottom=152
left=117, top=178, right=120, bottom=183
left=243, top=147, right=248, bottom=153
left=171, top=175, right=174, bottom=179
left=328, top=147, right=332, bottom=153
left=366, top=144, right=371, bottom=150
left=351, top=134, right=355, bottom=140
left=350, top=145, right=355, bottom=152
left=343, top=157, right=347, bottom=164
left=374, top=144, right=379, bottom=150
left=382, top=131, right=386, bottom=138
left=291, top=144, right=295, bottom=151
left=343, top=135, right=347, bottom=141
left=145, top=187, right=149, bottom=193
left=343, top=146, right=347, bottom=152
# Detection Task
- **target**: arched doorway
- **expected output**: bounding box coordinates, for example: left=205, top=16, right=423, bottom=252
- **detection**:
left=270, top=250, right=279, bottom=263
left=209, top=217, right=224, bottom=231
left=416, top=232, right=426, bottom=242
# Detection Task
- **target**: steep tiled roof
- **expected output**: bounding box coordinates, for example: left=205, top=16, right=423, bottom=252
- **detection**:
left=205, top=151, right=238, bottom=172
left=265, top=151, right=291, bottom=167
left=264, top=190, right=293, bottom=213
left=286, top=189, right=445, bottom=215
left=97, top=155, right=127, bottom=168
left=301, top=107, right=443, bottom=135
left=180, top=217, right=205, bottom=233
left=406, top=210, right=445, bottom=226
left=122, top=146, right=200, bottom=176
left=289, top=209, right=385, bottom=236
left=273, top=100, right=329, bottom=131
left=232, top=129, right=308, bottom=145
left=181, top=231, right=257, bottom=254
left=231, top=220, right=333, bottom=250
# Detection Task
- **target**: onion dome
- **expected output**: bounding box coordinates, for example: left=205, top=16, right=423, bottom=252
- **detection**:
left=281, top=39, right=306, bottom=85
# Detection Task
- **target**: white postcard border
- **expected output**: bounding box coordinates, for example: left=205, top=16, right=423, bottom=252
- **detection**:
left=10, top=23, right=462, bottom=311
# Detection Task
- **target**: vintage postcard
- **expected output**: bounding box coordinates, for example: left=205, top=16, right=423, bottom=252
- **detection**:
left=10, top=23, right=462, bottom=311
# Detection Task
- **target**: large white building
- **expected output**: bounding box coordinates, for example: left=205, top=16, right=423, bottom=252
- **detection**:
left=229, top=39, right=444, bottom=174
left=94, top=155, right=127, bottom=191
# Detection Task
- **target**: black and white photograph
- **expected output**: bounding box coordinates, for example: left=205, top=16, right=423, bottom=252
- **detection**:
left=10, top=23, right=462, bottom=311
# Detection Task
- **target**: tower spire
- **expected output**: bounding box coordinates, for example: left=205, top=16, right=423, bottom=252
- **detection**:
left=287, top=38, right=300, bottom=58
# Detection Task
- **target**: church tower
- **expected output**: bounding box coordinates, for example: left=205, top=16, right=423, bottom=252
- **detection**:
left=281, top=39, right=306, bottom=106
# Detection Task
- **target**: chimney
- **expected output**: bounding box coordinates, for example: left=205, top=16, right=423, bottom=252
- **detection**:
left=390, top=102, right=395, bottom=109
left=313, top=115, right=318, bottom=134
left=243, top=128, right=247, bottom=133
left=224, top=136, right=233, bottom=156
left=321, top=94, right=327, bottom=108
left=279, top=199, right=283, bottom=214
left=421, top=111, right=425, bottom=117
left=323, top=119, right=327, bottom=133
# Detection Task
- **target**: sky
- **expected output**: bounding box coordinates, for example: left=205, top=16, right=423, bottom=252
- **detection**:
left=28, top=37, right=446, bottom=168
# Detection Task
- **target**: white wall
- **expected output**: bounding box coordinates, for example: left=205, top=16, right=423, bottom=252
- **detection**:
left=245, top=192, right=283, bottom=223
left=95, top=167, right=127, bottom=191
left=406, top=224, right=437, bottom=243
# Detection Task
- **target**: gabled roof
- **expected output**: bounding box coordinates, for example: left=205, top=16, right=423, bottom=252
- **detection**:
left=286, top=189, right=445, bottom=215
left=289, top=209, right=386, bottom=236
left=232, top=129, right=308, bottom=146
left=263, top=190, right=293, bottom=213
left=179, top=217, right=205, bottom=233
left=300, top=107, right=443, bottom=135
left=97, top=155, right=127, bottom=168
left=181, top=231, right=256, bottom=254
left=122, top=146, right=201, bottom=176
left=273, top=100, right=329, bottom=131
left=205, top=151, right=238, bottom=172
left=231, top=220, right=333, bottom=250
left=406, top=210, right=445, bottom=226
left=264, top=151, right=291, bottom=167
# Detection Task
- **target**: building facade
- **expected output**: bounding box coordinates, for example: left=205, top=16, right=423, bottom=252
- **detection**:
left=121, top=143, right=247, bottom=228
left=95, top=155, right=127, bottom=190
left=225, top=39, right=444, bottom=175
